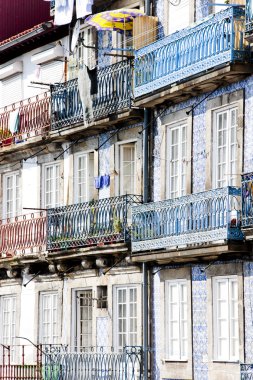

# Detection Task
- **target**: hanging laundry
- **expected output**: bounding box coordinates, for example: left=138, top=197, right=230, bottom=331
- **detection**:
left=76, top=0, right=94, bottom=19
left=87, top=66, right=98, bottom=95
left=9, top=110, right=19, bottom=134
left=94, top=176, right=102, bottom=189
left=102, top=175, right=110, bottom=187
left=78, top=64, right=94, bottom=121
left=54, top=0, right=74, bottom=26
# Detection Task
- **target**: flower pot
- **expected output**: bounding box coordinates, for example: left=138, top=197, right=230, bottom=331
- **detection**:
left=2, top=137, right=13, bottom=146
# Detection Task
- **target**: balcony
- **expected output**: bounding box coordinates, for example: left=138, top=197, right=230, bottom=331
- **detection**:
left=0, top=344, right=42, bottom=380
left=131, top=187, right=243, bottom=253
left=51, top=60, right=132, bottom=131
left=134, top=7, right=251, bottom=103
left=245, top=0, right=253, bottom=37
left=0, top=92, right=50, bottom=148
left=0, top=212, right=47, bottom=258
left=242, top=172, right=253, bottom=233
left=43, top=346, right=142, bottom=380
left=47, top=195, right=142, bottom=251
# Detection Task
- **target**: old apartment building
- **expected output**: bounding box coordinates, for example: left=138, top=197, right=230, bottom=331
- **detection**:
left=1, top=0, right=253, bottom=379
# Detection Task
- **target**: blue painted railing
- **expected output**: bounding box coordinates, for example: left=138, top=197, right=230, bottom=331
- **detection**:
left=134, top=7, right=248, bottom=98
left=51, top=60, right=132, bottom=131
left=246, top=0, right=253, bottom=35
left=131, top=187, right=243, bottom=253
left=241, top=363, right=253, bottom=379
left=47, top=195, right=142, bottom=251
left=242, top=172, right=253, bottom=228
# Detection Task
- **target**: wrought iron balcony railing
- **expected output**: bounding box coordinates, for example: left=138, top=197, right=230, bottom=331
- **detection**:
left=0, top=93, right=50, bottom=147
left=241, top=172, right=253, bottom=228
left=51, top=60, right=132, bottom=131
left=134, top=6, right=248, bottom=98
left=132, top=187, right=243, bottom=253
left=47, top=195, right=142, bottom=251
left=43, top=346, right=143, bottom=380
left=0, top=344, right=42, bottom=379
left=240, top=363, right=253, bottom=379
left=245, top=0, right=253, bottom=35
left=0, top=212, right=47, bottom=257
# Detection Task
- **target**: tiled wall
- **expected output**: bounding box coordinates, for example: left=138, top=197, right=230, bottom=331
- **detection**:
left=153, top=76, right=253, bottom=200
left=244, top=262, right=253, bottom=363
left=191, top=266, right=208, bottom=380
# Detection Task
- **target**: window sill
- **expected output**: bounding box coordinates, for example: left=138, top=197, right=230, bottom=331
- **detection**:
left=162, top=359, right=188, bottom=363
left=212, top=360, right=240, bottom=364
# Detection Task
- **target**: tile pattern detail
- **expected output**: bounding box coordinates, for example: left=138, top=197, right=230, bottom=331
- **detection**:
left=151, top=270, right=161, bottom=380
left=244, top=262, right=253, bottom=363
left=96, top=317, right=109, bottom=349
left=192, top=266, right=208, bottom=380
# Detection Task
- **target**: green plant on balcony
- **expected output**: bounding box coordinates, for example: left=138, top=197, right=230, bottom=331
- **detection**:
left=113, top=216, right=122, bottom=233
left=0, top=128, right=12, bottom=140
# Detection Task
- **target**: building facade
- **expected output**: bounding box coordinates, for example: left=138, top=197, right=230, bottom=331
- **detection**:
left=1, top=0, right=253, bottom=379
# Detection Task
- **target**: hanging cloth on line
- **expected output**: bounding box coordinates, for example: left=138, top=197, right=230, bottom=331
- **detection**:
left=54, top=0, right=74, bottom=26
left=76, top=0, right=94, bottom=19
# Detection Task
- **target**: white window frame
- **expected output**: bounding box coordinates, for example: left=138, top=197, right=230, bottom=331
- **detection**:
left=115, top=140, right=137, bottom=196
left=165, top=280, right=188, bottom=361
left=212, top=275, right=239, bottom=362
left=164, top=0, right=194, bottom=35
left=42, top=162, right=61, bottom=208
left=212, top=105, right=238, bottom=189
left=74, top=151, right=94, bottom=203
left=72, top=289, right=93, bottom=351
left=0, top=295, right=17, bottom=362
left=3, top=171, right=21, bottom=219
left=166, top=122, right=187, bottom=199
left=113, top=285, right=138, bottom=351
left=78, top=25, right=97, bottom=69
left=39, top=292, right=58, bottom=345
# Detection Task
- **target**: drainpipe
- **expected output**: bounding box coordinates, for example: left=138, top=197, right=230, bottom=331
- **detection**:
left=143, top=2, right=151, bottom=379
left=142, top=262, right=149, bottom=380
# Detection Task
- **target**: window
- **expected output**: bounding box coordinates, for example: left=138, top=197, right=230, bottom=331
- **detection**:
left=213, top=107, right=238, bottom=188
left=1, top=74, right=22, bottom=108
left=78, top=26, right=97, bottom=69
left=166, top=0, right=193, bottom=35
left=39, top=292, right=58, bottom=345
left=213, top=276, right=239, bottom=361
left=73, top=290, right=93, bottom=351
left=3, top=172, right=21, bottom=219
left=165, top=280, right=188, bottom=360
left=74, top=152, right=94, bottom=203
left=167, top=123, right=187, bottom=199
left=0, top=295, right=16, bottom=361
left=118, top=142, right=136, bottom=195
left=97, top=286, right=107, bottom=309
left=43, top=163, right=61, bottom=208
left=114, top=286, right=138, bottom=350
left=40, top=61, right=64, bottom=84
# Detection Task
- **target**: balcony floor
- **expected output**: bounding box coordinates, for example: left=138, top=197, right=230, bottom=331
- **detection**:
left=135, top=63, right=253, bottom=108
left=131, top=241, right=250, bottom=264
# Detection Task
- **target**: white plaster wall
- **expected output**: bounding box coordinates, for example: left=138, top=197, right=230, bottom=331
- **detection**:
left=21, top=157, right=40, bottom=210
left=0, top=36, right=69, bottom=108
left=19, top=271, right=36, bottom=362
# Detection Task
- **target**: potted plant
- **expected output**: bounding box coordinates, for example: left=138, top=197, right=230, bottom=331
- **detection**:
left=0, top=128, right=13, bottom=146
